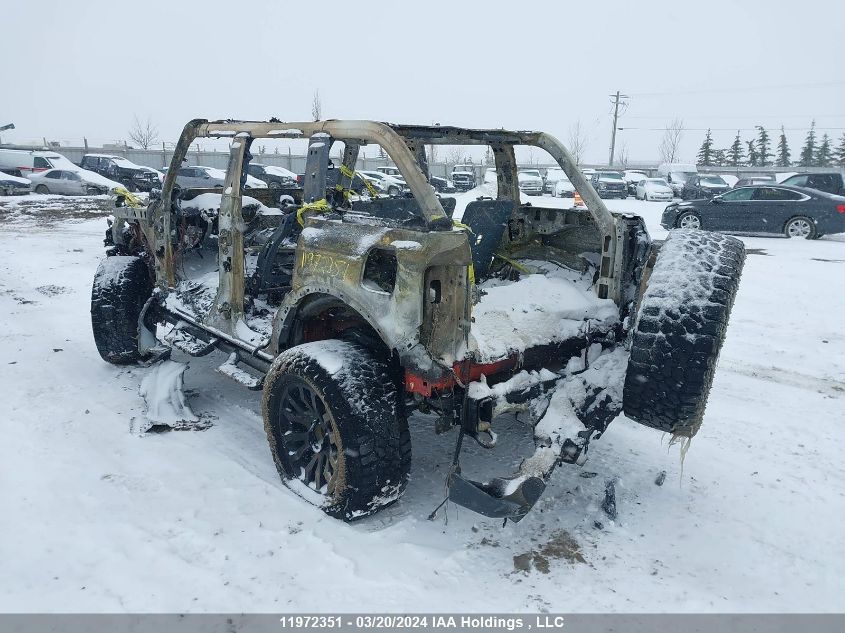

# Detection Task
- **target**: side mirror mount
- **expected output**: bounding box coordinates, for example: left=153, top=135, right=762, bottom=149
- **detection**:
left=712, top=196, right=723, bottom=204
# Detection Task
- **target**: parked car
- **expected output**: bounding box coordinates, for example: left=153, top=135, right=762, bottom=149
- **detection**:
left=483, top=167, right=497, bottom=184
left=733, top=176, right=776, bottom=188
left=636, top=178, right=673, bottom=202
left=375, top=165, right=405, bottom=182
left=517, top=170, right=543, bottom=195
left=623, top=170, right=648, bottom=196
left=554, top=174, right=575, bottom=197
left=79, top=154, right=160, bottom=192
left=0, top=171, right=31, bottom=196
left=681, top=174, right=730, bottom=200
left=246, top=163, right=298, bottom=189
left=29, top=168, right=121, bottom=195
left=451, top=164, right=477, bottom=191
left=429, top=175, right=454, bottom=193
left=358, top=170, right=407, bottom=196
left=0, top=148, right=77, bottom=176
left=175, top=165, right=267, bottom=189
left=543, top=168, right=566, bottom=193
left=779, top=172, right=844, bottom=196
left=590, top=171, right=627, bottom=199
left=661, top=184, right=845, bottom=239
left=658, top=163, right=698, bottom=197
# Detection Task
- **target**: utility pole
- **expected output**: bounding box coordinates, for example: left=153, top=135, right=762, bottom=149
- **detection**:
left=608, top=90, right=628, bottom=166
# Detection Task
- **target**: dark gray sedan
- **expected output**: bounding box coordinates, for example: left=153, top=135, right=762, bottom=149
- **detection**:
left=661, top=184, right=845, bottom=239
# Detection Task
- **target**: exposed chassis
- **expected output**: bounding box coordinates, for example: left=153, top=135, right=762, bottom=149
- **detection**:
left=110, top=119, right=651, bottom=522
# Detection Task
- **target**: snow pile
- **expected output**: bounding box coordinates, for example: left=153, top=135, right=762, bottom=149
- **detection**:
left=469, top=263, right=618, bottom=362
left=138, top=360, right=198, bottom=428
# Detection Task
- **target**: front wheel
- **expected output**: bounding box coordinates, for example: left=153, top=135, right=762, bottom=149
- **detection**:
left=35, top=184, right=49, bottom=194
left=91, top=256, right=153, bottom=364
left=262, top=340, right=411, bottom=521
left=784, top=216, right=816, bottom=239
left=387, top=186, right=400, bottom=196
left=676, top=211, right=701, bottom=230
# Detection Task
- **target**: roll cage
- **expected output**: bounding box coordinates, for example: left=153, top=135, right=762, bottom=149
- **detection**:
left=141, top=119, right=621, bottom=306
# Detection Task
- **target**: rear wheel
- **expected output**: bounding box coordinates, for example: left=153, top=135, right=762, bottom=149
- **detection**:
left=387, top=185, right=400, bottom=196
left=91, top=256, right=153, bottom=364
left=623, top=230, right=745, bottom=437
left=676, top=211, right=701, bottom=230
left=262, top=340, right=411, bottom=520
left=784, top=216, right=816, bottom=239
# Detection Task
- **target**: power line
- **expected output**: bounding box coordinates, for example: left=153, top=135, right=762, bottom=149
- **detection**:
left=628, top=80, right=845, bottom=98
left=618, top=126, right=845, bottom=132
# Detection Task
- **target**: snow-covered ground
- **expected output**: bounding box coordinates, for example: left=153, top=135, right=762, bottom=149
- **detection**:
left=1, top=193, right=844, bottom=613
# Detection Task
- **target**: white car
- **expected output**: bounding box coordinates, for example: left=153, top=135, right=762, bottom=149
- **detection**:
left=483, top=168, right=497, bottom=184
left=175, top=166, right=266, bottom=189
left=543, top=168, right=566, bottom=193
left=623, top=170, right=648, bottom=195
left=517, top=170, right=543, bottom=196
left=554, top=174, right=575, bottom=197
left=636, top=177, right=674, bottom=202
left=375, top=166, right=406, bottom=185
left=358, top=170, right=406, bottom=196
left=29, top=168, right=122, bottom=195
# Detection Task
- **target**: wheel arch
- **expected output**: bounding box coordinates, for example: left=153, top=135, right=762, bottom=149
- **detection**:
left=273, top=290, right=398, bottom=360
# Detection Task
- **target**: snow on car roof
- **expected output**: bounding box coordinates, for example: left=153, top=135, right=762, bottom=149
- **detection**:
left=260, top=165, right=297, bottom=178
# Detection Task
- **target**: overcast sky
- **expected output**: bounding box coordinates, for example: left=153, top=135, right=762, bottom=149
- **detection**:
left=3, top=0, right=844, bottom=164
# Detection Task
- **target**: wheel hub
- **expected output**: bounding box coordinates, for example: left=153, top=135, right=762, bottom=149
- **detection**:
left=278, top=381, right=339, bottom=493
left=788, top=219, right=811, bottom=238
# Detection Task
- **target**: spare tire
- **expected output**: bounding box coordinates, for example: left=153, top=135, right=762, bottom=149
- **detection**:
left=623, top=230, right=745, bottom=437
left=91, top=256, right=153, bottom=364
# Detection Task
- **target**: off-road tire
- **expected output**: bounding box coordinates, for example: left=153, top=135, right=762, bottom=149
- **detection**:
left=91, top=256, right=153, bottom=364
left=262, top=340, right=411, bottom=521
left=623, top=230, right=745, bottom=437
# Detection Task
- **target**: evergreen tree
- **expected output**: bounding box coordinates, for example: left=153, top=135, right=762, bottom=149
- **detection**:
left=713, top=148, right=727, bottom=167
left=756, top=126, right=771, bottom=165
left=815, top=133, right=832, bottom=167
left=799, top=120, right=816, bottom=167
left=728, top=132, right=744, bottom=167
left=834, top=133, right=845, bottom=167
left=697, top=129, right=714, bottom=166
left=777, top=126, right=791, bottom=167
left=746, top=140, right=759, bottom=166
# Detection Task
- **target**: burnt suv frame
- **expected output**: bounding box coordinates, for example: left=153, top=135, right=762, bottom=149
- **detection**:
left=92, top=118, right=745, bottom=523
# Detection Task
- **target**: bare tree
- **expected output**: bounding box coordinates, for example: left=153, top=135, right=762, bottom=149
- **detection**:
left=567, top=120, right=588, bottom=165
left=128, top=115, right=158, bottom=150
left=658, top=118, right=684, bottom=163
left=311, top=90, right=322, bottom=121
left=618, top=142, right=629, bottom=167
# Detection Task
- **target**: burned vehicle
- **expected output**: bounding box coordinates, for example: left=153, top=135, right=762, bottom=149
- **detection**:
left=91, top=119, right=745, bottom=523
